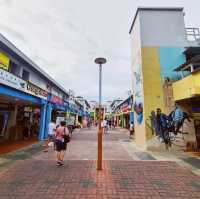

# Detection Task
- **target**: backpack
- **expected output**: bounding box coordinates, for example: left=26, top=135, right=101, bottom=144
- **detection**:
left=63, top=127, right=70, bottom=143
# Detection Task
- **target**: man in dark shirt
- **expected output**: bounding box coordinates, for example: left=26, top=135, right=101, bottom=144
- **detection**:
left=156, top=108, right=171, bottom=150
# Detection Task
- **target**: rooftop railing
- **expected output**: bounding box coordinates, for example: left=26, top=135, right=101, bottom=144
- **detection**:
left=186, top=28, right=200, bottom=41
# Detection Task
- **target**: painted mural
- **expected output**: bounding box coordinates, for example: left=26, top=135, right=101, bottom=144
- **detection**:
left=133, top=62, right=143, bottom=125
left=159, top=47, right=186, bottom=113
left=141, top=47, right=186, bottom=140
left=159, top=47, right=186, bottom=82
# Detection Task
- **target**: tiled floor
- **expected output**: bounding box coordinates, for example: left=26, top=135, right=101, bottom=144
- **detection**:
left=0, top=128, right=200, bottom=198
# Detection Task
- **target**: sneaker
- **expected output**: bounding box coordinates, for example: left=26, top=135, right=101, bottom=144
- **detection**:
left=56, top=161, right=62, bottom=166
left=60, top=161, right=64, bottom=166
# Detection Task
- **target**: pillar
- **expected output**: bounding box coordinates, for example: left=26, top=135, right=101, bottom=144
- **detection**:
left=44, top=103, right=53, bottom=139
left=39, top=103, right=47, bottom=140
left=12, top=104, right=18, bottom=126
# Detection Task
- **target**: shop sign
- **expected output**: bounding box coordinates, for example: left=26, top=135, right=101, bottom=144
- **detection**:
left=26, top=82, right=48, bottom=99
left=0, top=69, right=48, bottom=99
left=0, top=52, right=9, bottom=71
left=24, top=106, right=33, bottom=112
left=50, top=95, right=64, bottom=105
left=122, top=105, right=131, bottom=113
left=34, top=108, right=40, bottom=114
left=0, top=68, right=26, bottom=91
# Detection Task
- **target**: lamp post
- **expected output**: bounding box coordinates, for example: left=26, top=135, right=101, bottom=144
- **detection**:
left=95, top=57, right=107, bottom=170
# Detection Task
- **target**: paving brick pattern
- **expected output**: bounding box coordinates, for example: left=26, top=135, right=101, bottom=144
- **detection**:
left=0, top=128, right=200, bottom=198
left=0, top=160, right=200, bottom=198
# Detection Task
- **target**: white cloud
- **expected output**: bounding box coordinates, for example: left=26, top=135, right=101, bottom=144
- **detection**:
left=0, top=0, right=199, bottom=102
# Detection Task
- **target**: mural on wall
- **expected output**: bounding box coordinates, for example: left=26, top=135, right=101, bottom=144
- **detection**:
left=133, top=61, right=143, bottom=125
left=159, top=47, right=186, bottom=113
left=159, top=47, right=186, bottom=82
left=163, top=78, right=175, bottom=113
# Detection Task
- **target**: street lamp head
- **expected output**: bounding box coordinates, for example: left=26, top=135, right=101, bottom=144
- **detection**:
left=95, top=57, right=107, bottom=65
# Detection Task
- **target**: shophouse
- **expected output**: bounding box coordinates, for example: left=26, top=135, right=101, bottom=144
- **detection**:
left=0, top=34, right=72, bottom=142
left=173, top=47, right=200, bottom=150
left=75, top=96, right=91, bottom=118
left=110, top=99, right=123, bottom=125
left=113, top=96, right=134, bottom=129
left=129, top=7, right=200, bottom=149
left=89, top=101, right=98, bottom=125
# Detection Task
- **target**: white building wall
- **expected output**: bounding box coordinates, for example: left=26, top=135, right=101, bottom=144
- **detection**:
left=139, top=10, right=187, bottom=47
left=130, top=15, right=146, bottom=149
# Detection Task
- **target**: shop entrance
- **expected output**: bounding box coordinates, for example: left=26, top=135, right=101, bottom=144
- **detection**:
left=123, top=113, right=130, bottom=129
left=0, top=94, right=41, bottom=143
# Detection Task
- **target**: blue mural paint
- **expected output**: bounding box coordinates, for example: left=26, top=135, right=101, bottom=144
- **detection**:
left=159, top=47, right=186, bottom=81
left=133, top=63, right=143, bottom=125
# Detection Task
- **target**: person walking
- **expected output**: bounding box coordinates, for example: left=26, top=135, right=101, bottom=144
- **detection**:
left=102, top=118, right=108, bottom=134
left=43, top=120, right=56, bottom=152
left=112, top=119, right=116, bottom=129
left=55, top=121, right=70, bottom=166
left=171, top=103, right=184, bottom=134
left=156, top=108, right=170, bottom=150
left=129, top=121, right=134, bottom=139
left=108, top=119, right=112, bottom=130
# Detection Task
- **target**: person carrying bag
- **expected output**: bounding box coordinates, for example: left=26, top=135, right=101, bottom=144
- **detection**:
left=63, top=127, right=70, bottom=143
left=55, top=121, right=70, bottom=166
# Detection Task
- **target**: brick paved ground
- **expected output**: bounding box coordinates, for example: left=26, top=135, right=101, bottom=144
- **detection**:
left=0, top=128, right=200, bottom=199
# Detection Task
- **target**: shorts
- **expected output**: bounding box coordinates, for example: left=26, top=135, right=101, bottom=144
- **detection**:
left=55, top=140, right=67, bottom=152
left=48, top=134, right=55, bottom=142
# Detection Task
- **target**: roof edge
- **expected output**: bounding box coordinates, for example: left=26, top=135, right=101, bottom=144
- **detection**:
left=0, top=33, right=70, bottom=95
left=129, top=7, right=184, bottom=34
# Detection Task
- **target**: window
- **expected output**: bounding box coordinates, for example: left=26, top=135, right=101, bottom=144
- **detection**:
left=22, top=69, right=30, bottom=81
left=9, top=61, right=20, bottom=76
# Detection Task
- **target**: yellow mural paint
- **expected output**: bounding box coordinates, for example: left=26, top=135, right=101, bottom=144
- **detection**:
left=0, top=52, right=9, bottom=70
left=141, top=47, right=164, bottom=140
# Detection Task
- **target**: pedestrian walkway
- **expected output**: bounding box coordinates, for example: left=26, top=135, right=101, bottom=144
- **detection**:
left=0, top=139, right=38, bottom=155
left=0, top=128, right=200, bottom=199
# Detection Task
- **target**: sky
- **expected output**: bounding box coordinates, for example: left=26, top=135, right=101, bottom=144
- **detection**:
left=0, top=0, right=199, bottom=103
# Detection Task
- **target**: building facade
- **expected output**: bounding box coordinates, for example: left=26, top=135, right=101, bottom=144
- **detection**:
left=0, top=34, right=82, bottom=142
left=129, top=7, right=199, bottom=149
left=112, top=96, right=134, bottom=129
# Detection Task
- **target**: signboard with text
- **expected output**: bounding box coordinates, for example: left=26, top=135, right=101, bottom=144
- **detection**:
left=50, top=95, right=64, bottom=105
left=26, top=82, right=48, bottom=99
left=0, top=69, right=48, bottom=100
left=0, top=68, right=26, bottom=91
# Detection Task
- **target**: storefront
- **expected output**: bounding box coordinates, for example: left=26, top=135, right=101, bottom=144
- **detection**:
left=43, top=94, right=68, bottom=138
left=175, top=98, right=200, bottom=151
left=113, top=96, right=134, bottom=129
left=0, top=69, right=48, bottom=142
